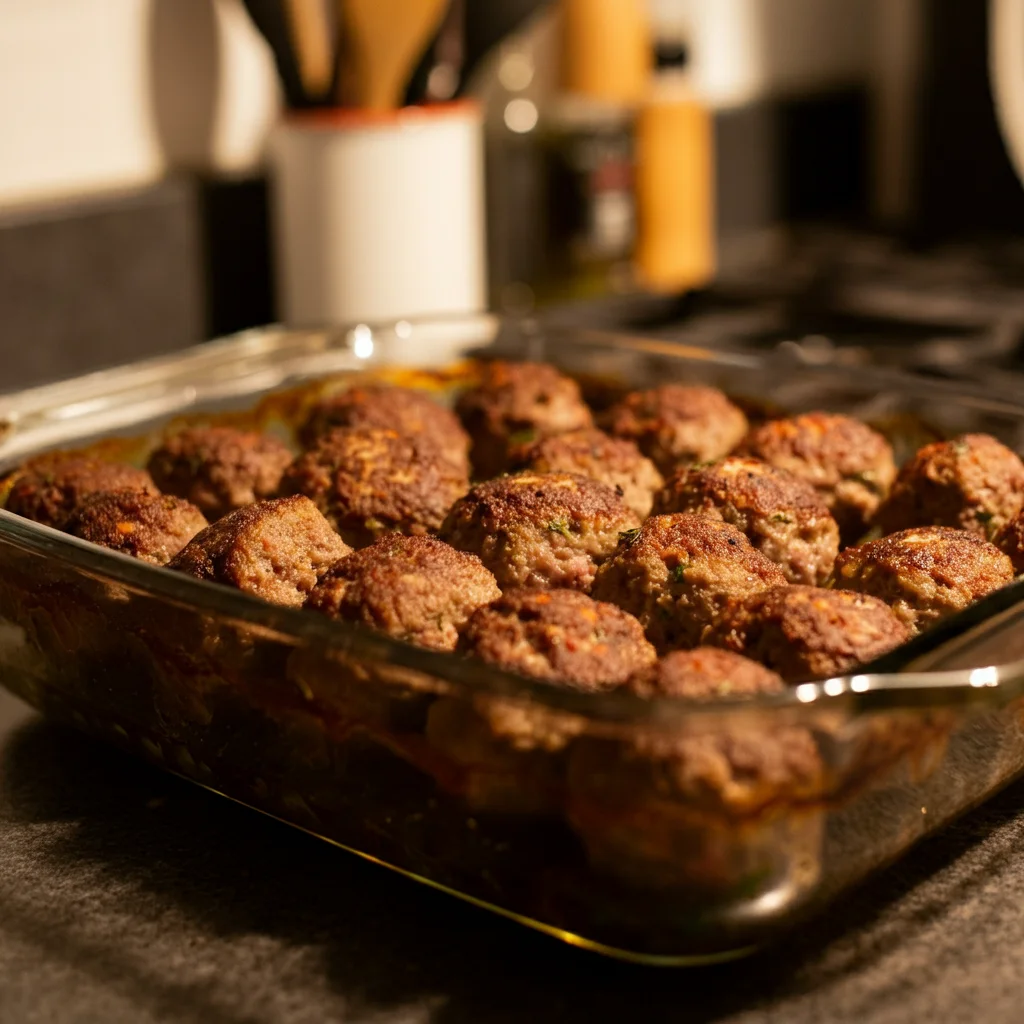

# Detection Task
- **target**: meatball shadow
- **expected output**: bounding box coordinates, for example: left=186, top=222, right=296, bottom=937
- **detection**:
left=3, top=715, right=1022, bottom=1023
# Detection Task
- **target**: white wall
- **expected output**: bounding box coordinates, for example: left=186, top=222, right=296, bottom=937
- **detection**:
left=0, top=0, right=880, bottom=210
left=0, top=0, right=279, bottom=210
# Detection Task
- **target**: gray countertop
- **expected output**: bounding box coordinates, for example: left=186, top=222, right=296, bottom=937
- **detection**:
left=2, top=687, right=1024, bottom=1023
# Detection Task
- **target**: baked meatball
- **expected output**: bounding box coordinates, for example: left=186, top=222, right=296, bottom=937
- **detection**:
left=425, top=589, right=655, bottom=815
left=440, top=472, right=639, bottom=592
left=601, top=384, right=748, bottom=474
left=66, top=489, right=208, bottom=565
left=874, top=433, right=1024, bottom=540
left=6, top=455, right=157, bottom=530
left=571, top=649, right=816, bottom=815
left=169, top=495, right=350, bottom=607
left=591, top=514, right=787, bottom=652
left=996, top=508, right=1024, bottom=574
left=508, top=427, right=664, bottom=518
left=282, top=427, right=469, bottom=548
left=305, top=534, right=499, bottom=651
left=624, top=647, right=786, bottom=701
left=653, top=457, right=840, bottom=585
left=457, top=588, right=657, bottom=687
left=299, top=384, right=470, bottom=473
left=738, top=412, right=896, bottom=542
left=706, top=585, right=909, bottom=683
left=567, top=649, right=824, bottom=891
left=832, top=526, right=1013, bottom=635
left=146, top=426, right=293, bottom=520
left=455, top=360, right=594, bottom=478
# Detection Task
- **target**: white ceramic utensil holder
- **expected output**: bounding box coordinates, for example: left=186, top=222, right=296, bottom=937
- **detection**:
left=269, top=101, right=486, bottom=327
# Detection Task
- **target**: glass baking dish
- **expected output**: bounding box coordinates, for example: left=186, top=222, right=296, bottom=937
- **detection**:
left=3, top=316, right=1024, bottom=965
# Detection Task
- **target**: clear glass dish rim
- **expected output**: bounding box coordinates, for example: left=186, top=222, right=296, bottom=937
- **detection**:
left=4, top=316, right=1024, bottom=726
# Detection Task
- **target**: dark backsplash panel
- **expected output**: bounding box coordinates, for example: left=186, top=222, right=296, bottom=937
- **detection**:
left=0, top=175, right=274, bottom=392
left=0, top=180, right=201, bottom=391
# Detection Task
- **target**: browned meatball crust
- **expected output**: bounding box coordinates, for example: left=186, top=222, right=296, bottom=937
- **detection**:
left=455, top=360, right=594, bottom=478
left=706, top=585, right=909, bottom=683
left=832, top=526, right=1013, bottom=635
left=874, top=433, right=1024, bottom=540
left=653, top=456, right=840, bottom=585
left=508, top=427, right=664, bottom=518
left=299, top=385, right=470, bottom=473
left=169, top=495, right=350, bottom=607
left=282, top=427, right=469, bottom=548
left=426, top=589, right=653, bottom=815
left=66, top=489, right=208, bottom=565
left=996, top=508, right=1024, bottom=574
left=305, top=534, right=499, bottom=651
left=738, top=412, right=896, bottom=542
left=147, top=426, right=293, bottom=520
left=6, top=455, right=158, bottom=530
left=440, top=471, right=640, bottom=592
left=591, top=514, right=787, bottom=652
left=458, top=588, right=657, bottom=688
left=601, top=384, right=748, bottom=474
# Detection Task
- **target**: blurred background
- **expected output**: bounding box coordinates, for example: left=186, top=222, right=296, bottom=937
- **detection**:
left=3, top=0, right=1024, bottom=390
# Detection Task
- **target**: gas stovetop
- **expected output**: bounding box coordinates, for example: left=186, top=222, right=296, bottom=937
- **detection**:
left=546, top=228, right=1024, bottom=388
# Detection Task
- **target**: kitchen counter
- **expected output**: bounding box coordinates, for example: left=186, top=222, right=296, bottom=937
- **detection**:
left=2, top=686, right=1024, bottom=1023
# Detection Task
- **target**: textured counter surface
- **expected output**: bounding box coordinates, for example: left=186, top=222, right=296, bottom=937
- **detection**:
left=1, top=685, right=1024, bottom=1024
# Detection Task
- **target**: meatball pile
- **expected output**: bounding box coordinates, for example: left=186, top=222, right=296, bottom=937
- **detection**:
left=7, top=454, right=158, bottom=529
left=147, top=426, right=293, bottom=520
left=705, top=585, right=909, bottom=683
left=566, top=647, right=825, bottom=887
left=653, top=456, right=840, bottom=585
left=306, top=534, right=499, bottom=651
left=739, top=412, right=896, bottom=541
left=455, top=360, right=594, bottom=478
left=591, top=513, right=788, bottom=652
left=67, top=489, right=208, bottom=565
left=832, top=526, right=1013, bottom=634
left=8, top=364, right=1023, bottom=703
left=426, top=589, right=656, bottom=814
left=874, top=433, right=1024, bottom=539
left=457, top=588, right=657, bottom=688
left=508, top=427, right=663, bottom=518
left=441, top=471, right=639, bottom=591
left=996, top=508, right=1024, bottom=573
left=282, top=427, right=469, bottom=548
left=169, top=495, right=350, bottom=608
left=569, top=647, right=821, bottom=815
left=601, top=384, right=748, bottom=474
left=300, top=384, right=470, bottom=473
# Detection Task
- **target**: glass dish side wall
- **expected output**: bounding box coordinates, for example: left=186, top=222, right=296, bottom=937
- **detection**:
left=0, top=527, right=989, bottom=962
left=1, top=323, right=1024, bottom=961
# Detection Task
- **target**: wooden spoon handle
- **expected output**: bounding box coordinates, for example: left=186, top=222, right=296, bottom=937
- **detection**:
left=284, top=0, right=335, bottom=99
left=343, top=0, right=451, bottom=110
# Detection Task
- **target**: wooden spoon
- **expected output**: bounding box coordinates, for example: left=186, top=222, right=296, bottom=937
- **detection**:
left=340, top=0, right=451, bottom=110
left=283, top=0, right=336, bottom=101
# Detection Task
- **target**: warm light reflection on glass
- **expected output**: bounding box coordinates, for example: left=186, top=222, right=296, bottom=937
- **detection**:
left=352, top=324, right=374, bottom=359
left=795, top=683, right=817, bottom=703
left=969, top=666, right=999, bottom=687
